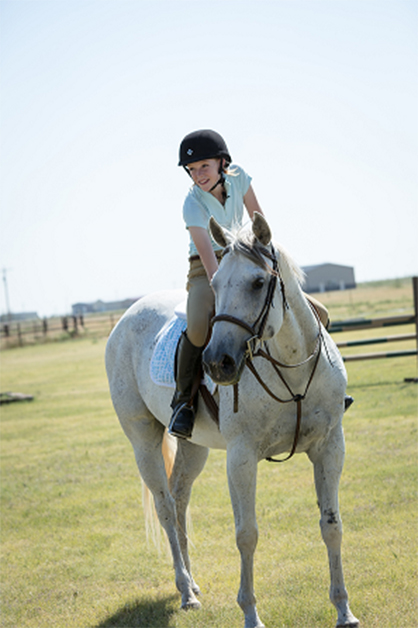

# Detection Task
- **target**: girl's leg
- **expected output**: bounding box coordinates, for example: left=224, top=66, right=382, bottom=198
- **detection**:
left=186, top=272, right=215, bottom=347
left=169, top=331, right=204, bottom=438
left=168, top=270, right=214, bottom=439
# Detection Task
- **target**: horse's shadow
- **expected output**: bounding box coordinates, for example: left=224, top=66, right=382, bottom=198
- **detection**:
left=93, top=595, right=178, bottom=628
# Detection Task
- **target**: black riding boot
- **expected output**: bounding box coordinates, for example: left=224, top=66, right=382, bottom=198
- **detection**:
left=344, top=395, right=354, bottom=412
left=168, top=331, right=203, bottom=439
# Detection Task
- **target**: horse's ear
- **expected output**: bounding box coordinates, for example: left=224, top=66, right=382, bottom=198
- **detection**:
left=209, top=216, right=229, bottom=249
left=252, top=212, right=271, bottom=246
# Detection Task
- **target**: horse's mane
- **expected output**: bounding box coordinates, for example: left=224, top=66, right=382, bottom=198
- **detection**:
left=222, top=225, right=306, bottom=287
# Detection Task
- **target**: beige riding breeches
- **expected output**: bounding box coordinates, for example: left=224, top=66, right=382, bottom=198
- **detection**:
left=185, top=255, right=218, bottom=348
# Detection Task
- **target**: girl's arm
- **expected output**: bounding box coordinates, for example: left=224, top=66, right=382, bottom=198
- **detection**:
left=244, top=184, right=264, bottom=219
left=189, top=226, right=219, bottom=281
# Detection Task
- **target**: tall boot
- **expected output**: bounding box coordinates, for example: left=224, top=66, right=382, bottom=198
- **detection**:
left=344, top=395, right=354, bottom=412
left=168, top=331, right=203, bottom=439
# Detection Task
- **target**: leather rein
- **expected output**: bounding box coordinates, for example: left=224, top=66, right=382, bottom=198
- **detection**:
left=210, top=244, right=323, bottom=463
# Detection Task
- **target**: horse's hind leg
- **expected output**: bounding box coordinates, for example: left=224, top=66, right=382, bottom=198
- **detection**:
left=120, top=411, right=201, bottom=610
left=309, top=423, right=359, bottom=628
left=169, top=439, right=209, bottom=595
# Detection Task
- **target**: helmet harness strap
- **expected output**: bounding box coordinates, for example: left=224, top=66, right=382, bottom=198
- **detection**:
left=210, top=160, right=228, bottom=202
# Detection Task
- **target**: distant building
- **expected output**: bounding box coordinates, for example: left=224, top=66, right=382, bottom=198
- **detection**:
left=0, top=312, right=39, bottom=323
left=302, top=263, right=356, bottom=293
left=72, top=298, right=140, bottom=316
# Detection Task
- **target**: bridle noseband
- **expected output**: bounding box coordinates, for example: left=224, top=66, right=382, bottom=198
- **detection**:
left=210, top=244, right=323, bottom=463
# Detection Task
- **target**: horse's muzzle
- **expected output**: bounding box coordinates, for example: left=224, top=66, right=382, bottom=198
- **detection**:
left=202, top=346, right=245, bottom=386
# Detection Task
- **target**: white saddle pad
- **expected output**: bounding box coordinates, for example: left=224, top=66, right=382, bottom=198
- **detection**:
left=150, top=315, right=186, bottom=388
left=150, top=308, right=215, bottom=393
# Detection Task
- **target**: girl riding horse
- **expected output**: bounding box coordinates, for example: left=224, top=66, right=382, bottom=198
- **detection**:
left=169, top=130, right=335, bottom=440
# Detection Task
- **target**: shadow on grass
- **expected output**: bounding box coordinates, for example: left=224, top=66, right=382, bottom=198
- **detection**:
left=93, top=594, right=179, bottom=628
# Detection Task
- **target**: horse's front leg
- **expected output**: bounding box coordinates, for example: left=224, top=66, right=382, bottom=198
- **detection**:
left=309, top=423, right=359, bottom=628
left=227, top=443, right=265, bottom=628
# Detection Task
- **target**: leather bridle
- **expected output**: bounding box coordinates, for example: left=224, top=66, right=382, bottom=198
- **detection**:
left=211, top=244, right=285, bottom=358
left=210, top=244, right=323, bottom=463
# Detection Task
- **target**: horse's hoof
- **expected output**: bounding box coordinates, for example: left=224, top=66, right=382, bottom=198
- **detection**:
left=336, top=621, right=359, bottom=628
left=181, top=599, right=202, bottom=611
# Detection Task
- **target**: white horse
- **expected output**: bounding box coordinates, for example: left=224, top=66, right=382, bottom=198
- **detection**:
left=105, top=213, right=359, bottom=628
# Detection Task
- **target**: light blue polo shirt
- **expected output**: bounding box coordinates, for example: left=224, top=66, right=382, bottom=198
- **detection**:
left=182, top=164, right=252, bottom=257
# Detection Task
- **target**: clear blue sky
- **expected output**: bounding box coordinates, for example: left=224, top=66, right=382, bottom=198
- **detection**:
left=1, top=0, right=417, bottom=317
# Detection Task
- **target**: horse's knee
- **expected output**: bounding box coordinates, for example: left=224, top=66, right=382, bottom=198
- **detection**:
left=236, top=524, right=258, bottom=553
left=320, top=509, right=342, bottom=547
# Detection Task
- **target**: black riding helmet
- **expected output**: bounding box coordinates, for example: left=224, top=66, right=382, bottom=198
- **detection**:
left=178, top=129, right=232, bottom=167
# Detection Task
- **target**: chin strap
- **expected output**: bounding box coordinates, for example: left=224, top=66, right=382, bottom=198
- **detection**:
left=209, top=161, right=226, bottom=192
left=209, top=175, right=223, bottom=192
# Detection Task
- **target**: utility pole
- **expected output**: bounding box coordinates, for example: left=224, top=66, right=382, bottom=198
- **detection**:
left=2, top=268, right=12, bottom=323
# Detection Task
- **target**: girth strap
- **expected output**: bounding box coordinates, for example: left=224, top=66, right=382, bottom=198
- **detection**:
left=199, top=382, right=219, bottom=426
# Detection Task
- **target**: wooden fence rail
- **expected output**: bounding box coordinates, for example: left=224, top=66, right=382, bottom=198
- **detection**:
left=329, top=276, right=418, bottom=367
left=0, top=313, right=119, bottom=348
left=329, top=314, right=415, bottom=333
left=335, top=333, right=416, bottom=348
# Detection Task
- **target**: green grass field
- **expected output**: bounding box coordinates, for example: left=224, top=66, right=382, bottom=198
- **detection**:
left=1, top=280, right=417, bottom=628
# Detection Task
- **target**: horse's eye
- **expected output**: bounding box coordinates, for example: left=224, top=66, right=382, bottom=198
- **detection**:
left=252, top=278, right=265, bottom=290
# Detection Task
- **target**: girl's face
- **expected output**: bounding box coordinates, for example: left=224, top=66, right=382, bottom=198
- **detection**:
left=187, top=158, right=221, bottom=193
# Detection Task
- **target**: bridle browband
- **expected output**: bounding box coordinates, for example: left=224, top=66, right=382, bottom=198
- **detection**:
left=210, top=243, right=323, bottom=463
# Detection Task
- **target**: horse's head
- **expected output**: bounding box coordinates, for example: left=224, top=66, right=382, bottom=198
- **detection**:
left=203, top=213, right=286, bottom=386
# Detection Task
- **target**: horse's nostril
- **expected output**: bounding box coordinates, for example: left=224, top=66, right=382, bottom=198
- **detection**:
left=203, top=350, right=238, bottom=384
left=221, top=354, right=236, bottom=375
